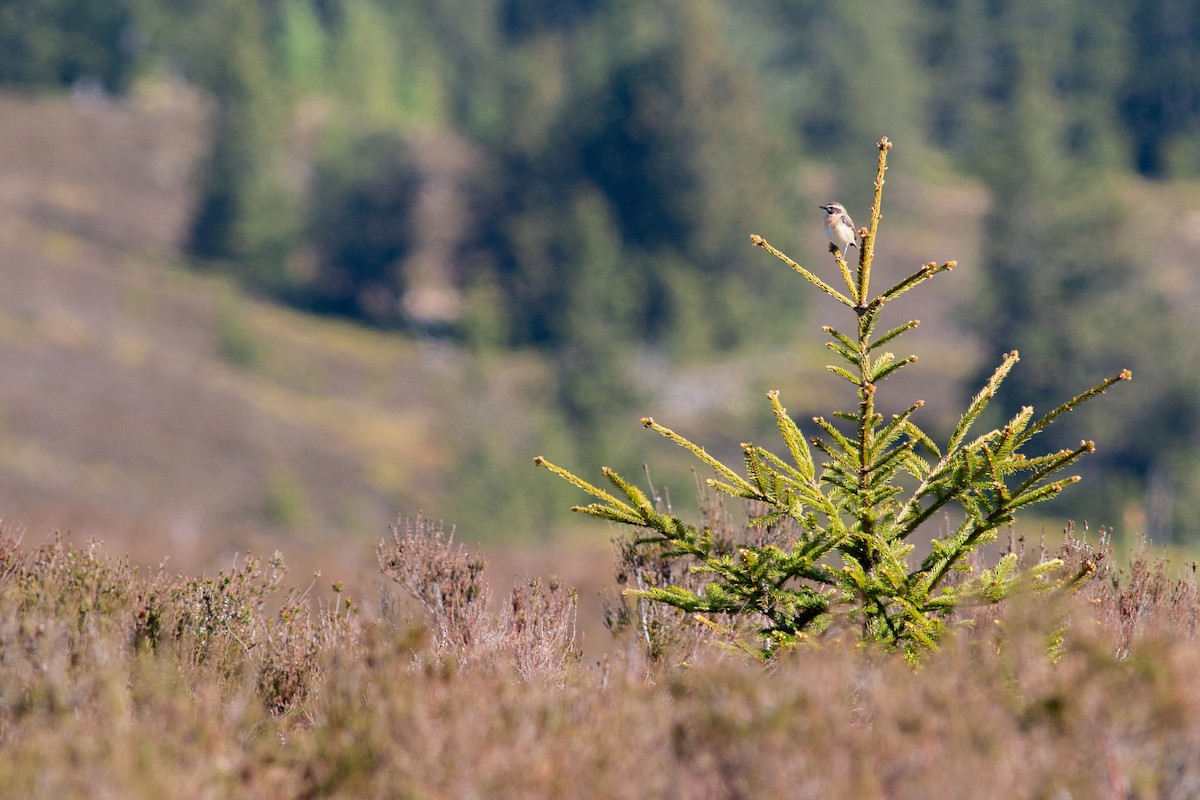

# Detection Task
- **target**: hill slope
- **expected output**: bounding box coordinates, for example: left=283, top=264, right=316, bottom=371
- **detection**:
left=0, top=83, right=995, bottom=578
left=0, top=84, right=463, bottom=564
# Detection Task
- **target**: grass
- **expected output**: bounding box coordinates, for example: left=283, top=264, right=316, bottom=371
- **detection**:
left=1, top=518, right=1199, bottom=799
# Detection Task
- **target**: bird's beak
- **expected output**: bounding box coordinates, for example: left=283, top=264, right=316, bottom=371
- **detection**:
left=818, top=204, right=829, bottom=211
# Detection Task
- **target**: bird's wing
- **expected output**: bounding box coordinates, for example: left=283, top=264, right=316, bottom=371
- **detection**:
left=839, top=215, right=858, bottom=245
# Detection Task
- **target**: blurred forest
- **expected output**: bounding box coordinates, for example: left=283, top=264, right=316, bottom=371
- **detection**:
left=2, top=0, right=1200, bottom=545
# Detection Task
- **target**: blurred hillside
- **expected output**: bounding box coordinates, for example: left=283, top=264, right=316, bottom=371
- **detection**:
left=1, top=0, right=1200, bottom=554
left=0, top=86, right=447, bottom=560
left=0, top=84, right=987, bottom=562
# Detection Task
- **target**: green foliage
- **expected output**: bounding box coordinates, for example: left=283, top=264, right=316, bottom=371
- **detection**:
left=0, top=0, right=141, bottom=91
left=548, top=189, right=642, bottom=441
left=920, top=0, right=1131, bottom=178
left=757, top=0, right=933, bottom=170
left=302, top=128, right=422, bottom=322
left=1123, top=0, right=1200, bottom=176
left=538, top=139, right=1129, bottom=658
left=956, top=4, right=1194, bottom=538
left=8, top=0, right=1200, bottom=538
left=327, top=0, right=436, bottom=127
left=213, top=288, right=262, bottom=367
left=263, top=466, right=312, bottom=530
left=276, top=0, right=328, bottom=92
left=483, top=1, right=796, bottom=356
left=184, top=0, right=299, bottom=289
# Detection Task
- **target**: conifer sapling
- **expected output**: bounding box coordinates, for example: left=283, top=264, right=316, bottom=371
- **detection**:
left=536, top=137, right=1130, bottom=660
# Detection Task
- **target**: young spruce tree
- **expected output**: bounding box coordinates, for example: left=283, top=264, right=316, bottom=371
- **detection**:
left=536, top=138, right=1130, bottom=660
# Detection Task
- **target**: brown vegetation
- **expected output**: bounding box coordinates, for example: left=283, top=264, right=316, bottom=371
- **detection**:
left=1, top=518, right=1199, bottom=799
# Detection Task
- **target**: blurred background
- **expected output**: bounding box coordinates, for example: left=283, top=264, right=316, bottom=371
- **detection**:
left=0, top=0, right=1198, bottom=588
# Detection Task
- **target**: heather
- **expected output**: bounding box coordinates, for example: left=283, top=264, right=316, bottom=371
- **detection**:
left=1, top=521, right=1199, bottom=799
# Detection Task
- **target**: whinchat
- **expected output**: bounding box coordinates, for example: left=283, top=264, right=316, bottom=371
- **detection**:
left=819, top=202, right=858, bottom=259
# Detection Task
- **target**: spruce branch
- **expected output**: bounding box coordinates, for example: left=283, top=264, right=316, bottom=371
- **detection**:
left=824, top=325, right=860, bottom=352
left=533, top=456, right=633, bottom=513
left=1021, top=370, right=1133, bottom=444
left=750, top=234, right=854, bottom=307
left=868, top=320, right=921, bottom=350
left=835, top=247, right=857, bottom=303
left=868, top=352, right=919, bottom=383
left=871, top=261, right=955, bottom=309
left=947, top=350, right=1021, bottom=453
left=768, top=391, right=816, bottom=481
left=640, top=417, right=757, bottom=497
left=857, top=136, right=892, bottom=302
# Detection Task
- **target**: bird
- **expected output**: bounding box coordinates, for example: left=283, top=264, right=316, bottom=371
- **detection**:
left=819, top=202, right=858, bottom=260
